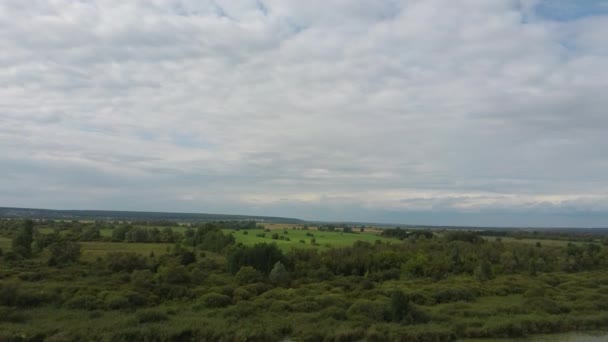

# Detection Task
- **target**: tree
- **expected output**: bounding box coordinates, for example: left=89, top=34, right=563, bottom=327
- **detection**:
left=475, top=259, right=493, bottom=281
left=227, top=243, right=286, bottom=275
left=236, top=266, right=263, bottom=285
left=390, top=290, right=411, bottom=322
left=81, top=226, right=101, bottom=241
left=12, top=220, right=34, bottom=258
left=269, top=261, right=290, bottom=286
left=48, top=240, right=81, bottom=266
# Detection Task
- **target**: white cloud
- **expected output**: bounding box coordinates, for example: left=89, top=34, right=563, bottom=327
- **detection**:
left=1, top=0, right=608, bottom=226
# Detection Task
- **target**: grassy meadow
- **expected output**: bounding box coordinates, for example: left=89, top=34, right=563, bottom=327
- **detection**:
left=225, top=227, right=392, bottom=251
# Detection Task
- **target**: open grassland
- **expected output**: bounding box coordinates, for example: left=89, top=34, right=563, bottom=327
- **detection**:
left=225, top=228, right=393, bottom=251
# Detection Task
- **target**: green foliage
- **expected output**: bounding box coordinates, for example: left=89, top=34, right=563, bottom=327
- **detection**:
left=12, top=219, right=34, bottom=258
left=235, top=266, right=263, bottom=285
left=3, top=218, right=608, bottom=341
left=200, top=293, right=232, bottom=308
left=105, top=252, right=149, bottom=273
left=136, top=309, right=169, bottom=323
left=269, top=261, right=290, bottom=286
left=227, top=243, right=286, bottom=275
left=48, top=240, right=81, bottom=266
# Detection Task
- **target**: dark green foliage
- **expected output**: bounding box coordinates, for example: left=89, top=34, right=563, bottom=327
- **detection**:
left=227, top=243, right=286, bottom=275
left=3, top=219, right=608, bottom=341
left=65, top=294, right=102, bottom=310
left=235, top=266, right=263, bottom=285
left=269, top=261, right=290, bottom=286
left=157, top=262, right=191, bottom=284
left=12, top=219, right=34, bottom=258
left=48, top=240, right=81, bottom=266
left=105, top=252, right=149, bottom=273
left=0, top=307, right=28, bottom=323
left=347, top=299, right=388, bottom=321
left=136, top=309, right=169, bottom=323
left=381, top=227, right=434, bottom=240
left=81, top=226, right=101, bottom=241
left=445, top=231, right=484, bottom=244
left=200, top=293, right=232, bottom=308
left=192, top=223, right=235, bottom=252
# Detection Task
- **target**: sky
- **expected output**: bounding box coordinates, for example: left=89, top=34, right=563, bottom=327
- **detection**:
left=1, top=0, right=608, bottom=227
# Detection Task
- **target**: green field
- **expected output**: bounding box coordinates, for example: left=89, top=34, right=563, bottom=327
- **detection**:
left=225, top=228, right=392, bottom=251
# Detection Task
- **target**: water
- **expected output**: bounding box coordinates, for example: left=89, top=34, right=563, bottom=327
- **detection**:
left=462, top=332, right=608, bottom=342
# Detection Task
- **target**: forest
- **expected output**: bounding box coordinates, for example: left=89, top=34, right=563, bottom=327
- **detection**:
left=1, top=219, right=608, bottom=341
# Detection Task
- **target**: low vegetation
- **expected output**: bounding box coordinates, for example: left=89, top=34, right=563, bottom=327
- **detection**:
left=1, top=219, right=608, bottom=341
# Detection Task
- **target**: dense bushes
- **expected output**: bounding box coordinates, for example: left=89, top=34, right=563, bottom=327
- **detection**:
left=227, top=243, right=287, bottom=275
left=3, top=219, right=608, bottom=341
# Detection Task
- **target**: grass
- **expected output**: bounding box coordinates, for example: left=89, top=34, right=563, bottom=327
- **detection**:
left=225, top=228, right=393, bottom=251
left=79, top=242, right=173, bottom=261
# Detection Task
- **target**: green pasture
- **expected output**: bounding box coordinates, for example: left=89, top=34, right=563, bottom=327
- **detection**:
left=225, top=228, right=393, bottom=251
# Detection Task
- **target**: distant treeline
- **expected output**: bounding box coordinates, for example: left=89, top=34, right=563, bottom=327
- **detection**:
left=0, top=207, right=303, bottom=224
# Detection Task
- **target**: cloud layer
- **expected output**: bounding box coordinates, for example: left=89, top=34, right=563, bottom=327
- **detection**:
left=2, top=0, right=608, bottom=227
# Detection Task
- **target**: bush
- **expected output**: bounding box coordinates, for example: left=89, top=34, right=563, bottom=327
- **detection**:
left=65, top=294, right=102, bottom=310
left=236, top=266, right=264, bottom=285
left=201, top=293, right=232, bottom=308
left=48, top=240, right=81, bottom=266
left=347, top=299, right=388, bottom=322
left=105, top=252, right=149, bottom=273
left=0, top=307, right=28, bottom=323
left=18, top=272, right=44, bottom=282
left=136, top=309, right=169, bottom=323
left=105, top=294, right=131, bottom=310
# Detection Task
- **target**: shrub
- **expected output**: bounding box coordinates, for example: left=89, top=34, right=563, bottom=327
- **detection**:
left=18, top=272, right=44, bottom=282
left=105, top=252, right=149, bottom=273
left=201, top=293, right=232, bottom=308
left=236, top=266, right=264, bottom=285
left=347, top=299, right=388, bottom=322
left=65, top=294, right=102, bottom=310
left=0, top=307, right=28, bottom=323
left=48, top=240, right=81, bottom=266
left=136, top=309, right=169, bottom=323
left=105, top=294, right=131, bottom=310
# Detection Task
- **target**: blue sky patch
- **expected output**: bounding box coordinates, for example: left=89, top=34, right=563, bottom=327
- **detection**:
left=535, top=0, right=608, bottom=21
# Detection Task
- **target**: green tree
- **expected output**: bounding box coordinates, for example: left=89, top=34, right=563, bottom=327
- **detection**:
left=12, top=220, right=34, bottom=258
left=475, top=259, right=493, bottom=281
left=236, top=266, right=263, bottom=285
left=390, top=290, right=411, bottom=322
left=269, top=261, right=290, bottom=286
left=48, top=240, right=81, bottom=266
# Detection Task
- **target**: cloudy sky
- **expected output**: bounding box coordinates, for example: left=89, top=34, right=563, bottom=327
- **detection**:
left=1, top=0, right=608, bottom=227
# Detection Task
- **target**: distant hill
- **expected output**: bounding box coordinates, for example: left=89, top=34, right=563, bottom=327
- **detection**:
left=0, top=207, right=303, bottom=224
